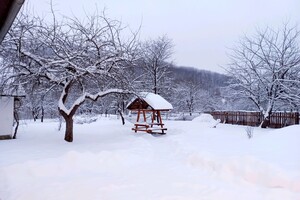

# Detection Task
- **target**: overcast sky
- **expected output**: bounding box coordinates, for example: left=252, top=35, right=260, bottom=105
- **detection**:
left=27, top=0, right=300, bottom=73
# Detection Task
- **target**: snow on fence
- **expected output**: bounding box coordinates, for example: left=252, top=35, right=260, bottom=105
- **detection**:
left=207, top=111, right=299, bottom=128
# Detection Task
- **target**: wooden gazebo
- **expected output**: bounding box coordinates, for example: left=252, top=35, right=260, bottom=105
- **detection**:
left=127, top=92, right=173, bottom=134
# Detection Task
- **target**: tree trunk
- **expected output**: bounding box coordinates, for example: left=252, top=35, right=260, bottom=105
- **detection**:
left=59, top=104, right=80, bottom=142
left=260, top=116, right=270, bottom=128
left=260, top=110, right=272, bottom=128
left=64, top=115, right=74, bottom=142
left=117, top=109, right=125, bottom=125
left=13, top=110, right=19, bottom=139
left=154, top=68, right=157, bottom=94
left=32, top=111, right=37, bottom=121
left=41, top=106, right=44, bottom=123
left=58, top=80, right=77, bottom=142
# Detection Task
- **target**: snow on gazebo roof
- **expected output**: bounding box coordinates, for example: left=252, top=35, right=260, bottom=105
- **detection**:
left=127, top=92, right=173, bottom=111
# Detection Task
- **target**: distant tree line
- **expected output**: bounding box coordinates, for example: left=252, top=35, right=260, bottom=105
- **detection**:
left=1, top=6, right=299, bottom=143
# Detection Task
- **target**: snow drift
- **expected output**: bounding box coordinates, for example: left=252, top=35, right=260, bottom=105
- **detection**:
left=192, top=113, right=220, bottom=128
left=0, top=117, right=299, bottom=200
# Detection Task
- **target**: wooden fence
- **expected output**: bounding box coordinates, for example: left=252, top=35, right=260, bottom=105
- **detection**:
left=207, top=111, right=299, bottom=128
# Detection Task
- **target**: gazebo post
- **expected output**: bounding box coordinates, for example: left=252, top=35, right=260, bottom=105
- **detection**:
left=137, top=110, right=140, bottom=122
left=143, top=110, right=146, bottom=122
left=157, top=111, right=165, bottom=134
left=151, top=110, right=155, bottom=127
left=157, top=111, right=163, bottom=126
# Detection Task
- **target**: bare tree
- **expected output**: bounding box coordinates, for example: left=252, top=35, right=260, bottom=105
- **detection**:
left=175, top=77, right=201, bottom=116
left=140, top=36, right=173, bottom=94
left=0, top=11, right=138, bottom=142
left=227, top=23, right=300, bottom=128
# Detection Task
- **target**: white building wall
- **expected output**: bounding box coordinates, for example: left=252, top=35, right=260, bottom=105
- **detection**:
left=0, top=97, right=14, bottom=136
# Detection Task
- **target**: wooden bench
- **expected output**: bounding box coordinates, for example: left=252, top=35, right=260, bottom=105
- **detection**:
left=132, top=123, right=166, bottom=134
left=146, top=127, right=167, bottom=134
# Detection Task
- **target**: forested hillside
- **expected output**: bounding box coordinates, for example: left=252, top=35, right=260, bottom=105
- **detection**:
left=14, top=64, right=231, bottom=120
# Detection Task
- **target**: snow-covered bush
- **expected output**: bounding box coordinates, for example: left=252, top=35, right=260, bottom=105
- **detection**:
left=192, top=113, right=220, bottom=128
left=245, top=126, right=254, bottom=139
left=74, top=115, right=98, bottom=124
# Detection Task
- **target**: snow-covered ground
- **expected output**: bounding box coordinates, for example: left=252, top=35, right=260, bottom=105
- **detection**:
left=0, top=115, right=300, bottom=200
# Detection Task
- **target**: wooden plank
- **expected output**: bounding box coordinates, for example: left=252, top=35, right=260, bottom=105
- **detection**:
left=296, top=113, right=299, bottom=124
left=149, top=123, right=164, bottom=126
left=147, top=128, right=167, bottom=134
left=147, top=128, right=167, bottom=131
left=134, top=123, right=149, bottom=127
left=132, top=128, right=148, bottom=132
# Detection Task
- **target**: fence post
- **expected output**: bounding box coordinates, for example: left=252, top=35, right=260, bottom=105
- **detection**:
left=295, top=112, right=299, bottom=125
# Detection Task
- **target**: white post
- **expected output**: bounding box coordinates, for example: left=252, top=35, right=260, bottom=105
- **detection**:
left=0, top=97, right=14, bottom=137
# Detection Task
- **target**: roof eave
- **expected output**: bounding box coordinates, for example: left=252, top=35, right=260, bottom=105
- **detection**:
left=0, top=0, right=25, bottom=43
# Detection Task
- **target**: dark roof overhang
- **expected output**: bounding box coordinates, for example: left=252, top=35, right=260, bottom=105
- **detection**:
left=0, top=0, right=25, bottom=43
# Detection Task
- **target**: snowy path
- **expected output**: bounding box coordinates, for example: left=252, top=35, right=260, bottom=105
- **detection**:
left=0, top=117, right=300, bottom=200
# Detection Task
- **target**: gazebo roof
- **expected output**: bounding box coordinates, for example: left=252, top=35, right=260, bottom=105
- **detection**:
left=127, top=92, right=173, bottom=111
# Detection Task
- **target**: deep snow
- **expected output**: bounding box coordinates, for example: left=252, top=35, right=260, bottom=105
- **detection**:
left=0, top=115, right=299, bottom=200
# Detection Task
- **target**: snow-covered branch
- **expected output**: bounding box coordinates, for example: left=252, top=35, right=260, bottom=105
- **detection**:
left=226, top=24, right=300, bottom=127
